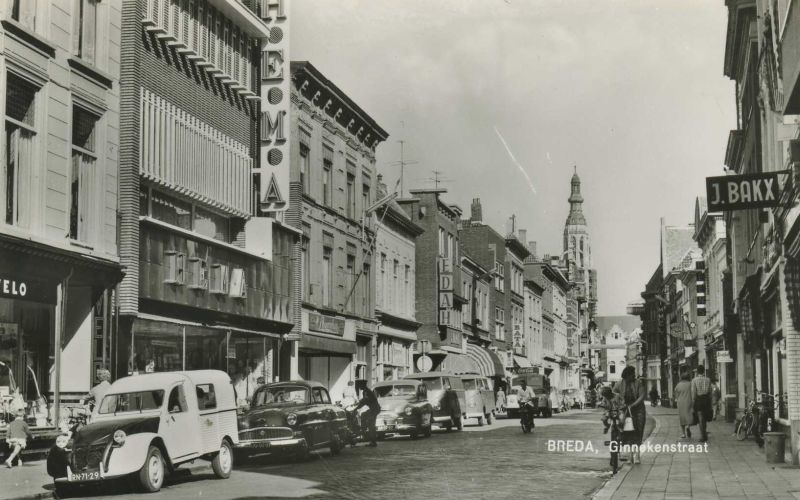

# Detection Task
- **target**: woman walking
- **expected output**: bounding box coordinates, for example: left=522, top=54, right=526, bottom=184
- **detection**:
left=614, top=366, right=647, bottom=464
left=674, top=371, right=694, bottom=439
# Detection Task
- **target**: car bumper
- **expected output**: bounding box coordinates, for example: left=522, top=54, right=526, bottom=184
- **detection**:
left=53, top=464, right=126, bottom=484
left=236, top=437, right=307, bottom=451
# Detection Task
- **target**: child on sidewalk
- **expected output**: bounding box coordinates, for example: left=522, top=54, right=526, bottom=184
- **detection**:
left=599, top=386, right=625, bottom=433
left=5, top=408, right=31, bottom=468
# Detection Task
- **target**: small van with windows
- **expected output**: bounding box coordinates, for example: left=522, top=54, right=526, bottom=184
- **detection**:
left=404, top=372, right=466, bottom=430
left=459, top=374, right=495, bottom=425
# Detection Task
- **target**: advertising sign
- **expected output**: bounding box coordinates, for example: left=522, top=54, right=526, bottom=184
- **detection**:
left=706, top=172, right=780, bottom=212
left=308, top=312, right=345, bottom=336
left=438, top=257, right=453, bottom=327
left=258, top=0, right=290, bottom=212
left=716, top=350, right=733, bottom=363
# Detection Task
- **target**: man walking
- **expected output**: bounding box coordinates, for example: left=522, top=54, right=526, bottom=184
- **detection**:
left=691, top=366, right=712, bottom=442
left=356, top=383, right=381, bottom=447
left=711, top=380, right=722, bottom=420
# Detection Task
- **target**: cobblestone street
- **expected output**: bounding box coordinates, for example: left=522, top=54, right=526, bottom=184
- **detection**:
left=40, top=409, right=636, bottom=500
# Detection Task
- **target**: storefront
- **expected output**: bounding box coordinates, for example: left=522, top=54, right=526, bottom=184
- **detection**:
left=129, top=316, right=280, bottom=405
left=298, top=311, right=359, bottom=403
left=0, top=237, right=122, bottom=433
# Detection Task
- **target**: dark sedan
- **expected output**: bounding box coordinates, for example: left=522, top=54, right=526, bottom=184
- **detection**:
left=373, top=380, right=433, bottom=439
left=236, top=381, right=349, bottom=459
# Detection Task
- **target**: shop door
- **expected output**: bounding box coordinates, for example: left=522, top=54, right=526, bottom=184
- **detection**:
left=162, top=383, right=201, bottom=462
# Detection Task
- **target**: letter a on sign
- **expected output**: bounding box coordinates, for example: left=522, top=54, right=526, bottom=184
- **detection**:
left=263, top=174, right=286, bottom=208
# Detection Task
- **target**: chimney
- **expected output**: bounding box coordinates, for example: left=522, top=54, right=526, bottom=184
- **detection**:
left=528, top=241, right=537, bottom=259
left=470, top=198, right=482, bottom=224
left=518, top=229, right=527, bottom=244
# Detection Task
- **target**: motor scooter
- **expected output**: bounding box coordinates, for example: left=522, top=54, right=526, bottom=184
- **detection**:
left=520, top=401, right=535, bottom=433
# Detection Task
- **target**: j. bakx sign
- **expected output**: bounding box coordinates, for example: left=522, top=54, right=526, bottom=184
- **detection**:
left=706, top=172, right=780, bottom=211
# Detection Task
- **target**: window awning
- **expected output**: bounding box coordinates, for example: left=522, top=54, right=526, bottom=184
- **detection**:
left=442, top=353, right=481, bottom=375
left=513, top=355, right=532, bottom=368
left=465, top=344, right=505, bottom=377
left=299, top=332, right=357, bottom=355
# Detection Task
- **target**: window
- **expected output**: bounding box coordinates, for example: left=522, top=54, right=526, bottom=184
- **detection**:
left=438, top=227, right=446, bottom=257
left=301, top=235, right=310, bottom=300
left=167, top=385, right=188, bottom=413
left=9, top=0, right=36, bottom=30
left=362, top=179, right=370, bottom=212
left=188, top=257, right=208, bottom=290
left=322, top=245, right=332, bottom=307
left=194, top=207, right=230, bottom=242
left=346, top=252, right=356, bottom=313
left=312, top=388, right=331, bottom=404
left=346, top=173, right=355, bottom=218
left=229, top=268, right=246, bottom=298
left=299, top=142, right=310, bottom=195
left=322, top=159, right=332, bottom=206
left=69, top=106, right=99, bottom=242
left=164, top=251, right=185, bottom=284
left=73, top=0, right=98, bottom=64
left=195, top=384, right=217, bottom=410
left=362, top=263, right=370, bottom=316
left=447, top=233, right=455, bottom=260
left=3, top=74, right=37, bottom=228
left=609, top=362, right=616, bottom=374
left=495, top=307, right=505, bottom=340
left=494, top=262, right=505, bottom=291
left=379, top=253, right=386, bottom=308
left=210, top=263, right=229, bottom=294
left=404, top=265, right=411, bottom=315
left=150, top=189, right=192, bottom=230
left=393, top=260, right=399, bottom=312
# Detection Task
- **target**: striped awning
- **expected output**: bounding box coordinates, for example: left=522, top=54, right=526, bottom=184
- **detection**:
left=443, top=353, right=481, bottom=375
left=466, top=344, right=505, bottom=377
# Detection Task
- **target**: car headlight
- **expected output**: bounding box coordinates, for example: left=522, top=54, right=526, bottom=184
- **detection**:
left=404, top=407, right=413, bottom=416
left=113, top=430, right=126, bottom=445
left=287, top=413, right=297, bottom=426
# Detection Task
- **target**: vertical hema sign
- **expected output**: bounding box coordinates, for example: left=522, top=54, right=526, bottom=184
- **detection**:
left=258, top=0, right=289, bottom=212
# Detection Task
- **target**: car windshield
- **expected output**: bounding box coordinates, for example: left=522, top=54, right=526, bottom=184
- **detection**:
left=416, top=378, right=444, bottom=392
left=463, top=379, right=477, bottom=391
left=99, top=390, right=165, bottom=414
left=254, top=386, right=308, bottom=406
left=375, top=385, right=417, bottom=398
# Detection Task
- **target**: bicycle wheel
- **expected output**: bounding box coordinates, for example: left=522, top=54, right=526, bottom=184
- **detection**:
left=735, top=415, right=749, bottom=441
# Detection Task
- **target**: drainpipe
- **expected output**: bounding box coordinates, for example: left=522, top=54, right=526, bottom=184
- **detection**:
left=54, top=267, right=73, bottom=428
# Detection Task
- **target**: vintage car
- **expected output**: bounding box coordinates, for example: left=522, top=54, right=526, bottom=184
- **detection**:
left=47, top=370, right=238, bottom=495
left=372, top=380, right=433, bottom=439
left=404, top=372, right=465, bottom=430
left=235, top=381, right=349, bottom=459
left=460, top=374, right=495, bottom=425
left=562, top=388, right=585, bottom=409
left=506, top=373, right=552, bottom=418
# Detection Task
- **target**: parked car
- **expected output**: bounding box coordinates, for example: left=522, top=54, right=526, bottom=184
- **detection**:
left=235, top=381, right=348, bottom=459
left=47, top=370, right=238, bottom=496
left=372, top=380, right=433, bottom=439
left=404, top=372, right=466, bottom=430
left=460, top=374, right=495, bottom=425
left=562, top=388, right=585, bottom=409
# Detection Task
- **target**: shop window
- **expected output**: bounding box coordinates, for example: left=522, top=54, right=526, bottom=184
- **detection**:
left=194, top=207, right=231, bottom=243
left=70, top=106, right=99, bottom=243
left=188, top=257, right=208, bottom=290
left=195, top=383, right=217, bottom=410
left=73, top=0, right=98, bottom=65
left=164, top=251, right=186, bottom=285
left=229, top=268, right=247, bottom=298
left=210, top=263, right=229, bottom=294
left=4, top=73, right=38, bottom=229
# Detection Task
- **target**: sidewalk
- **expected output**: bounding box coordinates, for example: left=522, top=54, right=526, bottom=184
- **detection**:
left=594, top=406, right=800, bottom=500
left=0, top=461, right=53, bottom=500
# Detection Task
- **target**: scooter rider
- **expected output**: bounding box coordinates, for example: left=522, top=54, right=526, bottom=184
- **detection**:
left=517, top=380, right=536, bottom=424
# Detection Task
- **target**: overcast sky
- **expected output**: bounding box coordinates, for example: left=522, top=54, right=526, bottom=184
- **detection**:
left=292, top=0, right=736, bottom=316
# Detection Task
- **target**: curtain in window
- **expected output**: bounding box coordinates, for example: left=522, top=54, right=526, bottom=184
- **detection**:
left=70, top=152, right=94, bottom=242
left=4, top=126, right=32, bottom=228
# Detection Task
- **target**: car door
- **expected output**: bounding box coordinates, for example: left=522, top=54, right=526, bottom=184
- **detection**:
left=309, top=387, right=332, bottom=445
left=462, top=377, right=479, bottom=415
left=195, top=383, right=219, bottom=455
left=162, top=382, right=201, bottom=463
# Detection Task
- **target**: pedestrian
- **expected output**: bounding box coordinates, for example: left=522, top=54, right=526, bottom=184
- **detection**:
left=4, top=409, right=31, bottom=468
left=691, top=365, right=712, bottom=442
left=355, top=383, right=381, bottom=447
left=711, top=380, right=722, bottom=421
left=649, top=386, right=659, bottom=407
left=496, top=386, right=506, bottom=414
left=674, top=371, right=694, bottom=439
left=613, top=366, right=646, bottom=464
left=88, top=369, right=112, bottom=412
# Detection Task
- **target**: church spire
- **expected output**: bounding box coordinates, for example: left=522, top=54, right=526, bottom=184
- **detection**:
left=566, top=167, right=586, bottom=226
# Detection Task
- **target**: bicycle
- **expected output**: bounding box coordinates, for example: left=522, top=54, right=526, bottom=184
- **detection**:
left=735, top=399, right=758, bottom=441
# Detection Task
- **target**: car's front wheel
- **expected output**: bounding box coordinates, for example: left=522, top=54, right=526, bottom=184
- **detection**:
left=329, top=433, right=342, bottom=456
left=139, top=445, right=166, bottom=493
left=211, top=440, right=233, bottom=479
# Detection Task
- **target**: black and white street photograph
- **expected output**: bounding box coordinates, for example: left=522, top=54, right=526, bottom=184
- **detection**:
left=2, top=0, right=800, bottom=498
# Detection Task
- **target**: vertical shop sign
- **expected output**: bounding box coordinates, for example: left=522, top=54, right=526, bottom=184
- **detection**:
left=258, top=0, right=290, bottom=212
left=438, top=257, right=453, bottom=326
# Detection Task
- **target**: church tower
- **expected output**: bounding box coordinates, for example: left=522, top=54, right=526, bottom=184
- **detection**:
left=563, top=167, right=597, bottom=320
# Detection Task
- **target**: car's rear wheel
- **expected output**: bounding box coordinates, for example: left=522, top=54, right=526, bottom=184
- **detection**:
left=486, top=410, right=493, bottom=425
left=139, top=445, right=165, bottom=493
left=423, top=423, right=432, bottom=438
left=330, top=432, right=343, bottom=456
left=478, top=415, right=485, bottom=426
left=455, top=416, right=463, bottom=431
left=211, top=440, right=233, bottom=479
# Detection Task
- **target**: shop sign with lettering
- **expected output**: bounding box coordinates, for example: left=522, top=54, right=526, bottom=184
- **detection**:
left=438, top=257, right=453, bottom=327
left=258, top=0, right=290, bottom=212
left=716, top=350, right=733, bottom=363
left=0, top=276, right=56, bottom=304
left=706, top=172, right=781, bottom=212
left=309, top=312, right=345, bottom=337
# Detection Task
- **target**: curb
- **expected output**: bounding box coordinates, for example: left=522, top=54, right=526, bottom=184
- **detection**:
left=591, top=412, right=662, bottom=500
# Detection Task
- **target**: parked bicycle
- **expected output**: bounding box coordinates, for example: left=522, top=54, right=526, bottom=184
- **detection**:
left=736, top=392, right=782, bottom=446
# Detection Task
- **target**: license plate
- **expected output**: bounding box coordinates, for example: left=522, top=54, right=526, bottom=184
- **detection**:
left=70, top=471, right=100, bottom=482
left=249, top=441, right=272, bottom=448
left=376, top=425, right=387, bottom=431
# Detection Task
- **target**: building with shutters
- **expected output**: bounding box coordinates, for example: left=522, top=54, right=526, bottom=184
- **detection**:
left=0, top=0, right=124, bottom=433
left=288, top=61, right=388, bottom=401
left=115, top=0, right=300, bottom=406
